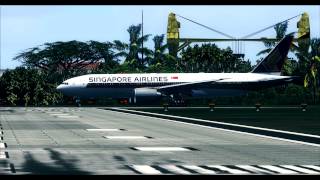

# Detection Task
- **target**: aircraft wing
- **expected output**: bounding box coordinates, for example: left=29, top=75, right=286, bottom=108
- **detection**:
left=154, top=78, right=227, bottom=95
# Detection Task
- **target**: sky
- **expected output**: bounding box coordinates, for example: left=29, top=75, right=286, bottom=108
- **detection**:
left=0, top=5, right=319, bottom=69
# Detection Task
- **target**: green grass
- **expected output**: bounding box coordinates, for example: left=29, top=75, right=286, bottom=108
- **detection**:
left=131, top=106, right=320, bottom=136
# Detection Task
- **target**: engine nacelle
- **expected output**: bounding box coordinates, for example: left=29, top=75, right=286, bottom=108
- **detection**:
left=133, top=88, right=162, bottom=104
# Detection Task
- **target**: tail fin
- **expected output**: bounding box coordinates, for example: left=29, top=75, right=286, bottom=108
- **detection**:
left=251, top=34, right=294, bottom=74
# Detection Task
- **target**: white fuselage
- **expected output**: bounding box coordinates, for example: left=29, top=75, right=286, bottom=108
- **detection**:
left=56, top=73, right=293, bottom=100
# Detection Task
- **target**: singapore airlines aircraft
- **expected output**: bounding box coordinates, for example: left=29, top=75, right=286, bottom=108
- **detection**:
left=57, top=34, right=299, bottom=104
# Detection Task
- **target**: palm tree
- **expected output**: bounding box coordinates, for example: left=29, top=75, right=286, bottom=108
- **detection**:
left=113, top=24, right=152, bottom=72
left=147, top=34, right=177, bottom=73
left=304, top=56, right=320, bottom=104
left=302, top=38, right=320, bottom=104
left=150, top=35, right=167, bottom=65
left=257, top=22, right=288, bottom=56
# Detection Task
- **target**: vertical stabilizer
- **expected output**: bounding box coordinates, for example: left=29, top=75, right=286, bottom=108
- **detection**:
left=251, top=34, right=294, bottom=74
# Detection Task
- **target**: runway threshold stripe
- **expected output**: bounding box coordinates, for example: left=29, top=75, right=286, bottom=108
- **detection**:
left=224, top=165, right=256, bottom=173
left=104, top=136, right=151, bottom=139
left=300, top=165, right=320, bottom=171
left=0, top=143, right=6, bottom=148
left=128, top=165, right=320, bottom=174
left=151, top=166, right=174, bottom=174
left=207, top=165, right=250, bottom=174
left=181, top=165, right=217, bottom=174
left=131, top=147, right=194, bottom=151
left=199, top=166, right=230, bottom=174
left=235, top=165, right=274, bottom=174
left=279, top=165, right=320, bottom=174
left=129, top=165, right=162, bottom=174
left=257, top=165, right=300, bottom=174
left=0, top=152, right=8, bottom=159
left=86, top=129, right=124, bottom=132
left=159, top=165, right=192, bottom=174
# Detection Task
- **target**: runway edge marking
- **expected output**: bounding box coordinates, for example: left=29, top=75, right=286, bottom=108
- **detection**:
left=106, top=108, right=320, bottom=147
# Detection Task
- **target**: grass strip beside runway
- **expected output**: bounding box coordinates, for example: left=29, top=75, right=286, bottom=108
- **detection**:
left=130, top=106, right=320, bottom=136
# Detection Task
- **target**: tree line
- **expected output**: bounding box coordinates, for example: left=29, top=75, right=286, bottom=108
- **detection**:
left=0, top=23, right=319, bottom=106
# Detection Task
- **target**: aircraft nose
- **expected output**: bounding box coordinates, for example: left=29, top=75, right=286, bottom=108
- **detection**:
left=56, top=84, right=64, bottom=92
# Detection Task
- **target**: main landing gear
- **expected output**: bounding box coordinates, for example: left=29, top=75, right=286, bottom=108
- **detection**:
left=74, top=97, right=81, bottom=107
left=161, top=93, right=187, bottom=109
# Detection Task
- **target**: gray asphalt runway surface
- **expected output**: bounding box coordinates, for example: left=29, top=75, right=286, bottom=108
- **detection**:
left=0, top=107, right=319, bottom=175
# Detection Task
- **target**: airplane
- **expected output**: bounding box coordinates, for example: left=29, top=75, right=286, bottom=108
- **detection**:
left=57, top=34, right=300, bottom=106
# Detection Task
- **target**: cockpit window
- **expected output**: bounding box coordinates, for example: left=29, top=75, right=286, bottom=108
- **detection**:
left=62, top=82, right=69, bottom=85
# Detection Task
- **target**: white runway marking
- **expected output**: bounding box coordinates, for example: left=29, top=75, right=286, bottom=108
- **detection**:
left=57, top=116, right=79, bottom=118
left=130, top=165, right=162, bottom=174
left=300, top=165, right=320, bottom=171
left=27, top=108, right=82, bottom=112
left=235, top=165, right=275, bottom=174
left=48, top=113, right=70, bottom=116
left=129, top=165, right=320, bottom=175
left=132, top=147, right=192, bottom=151
left=86, top=129, right=123, bottom=132
left=181, top=165, right=217, bottom=174
left=280, top=165, right=320, bottom=174
left=104, top=136, right=150, bottom=139
left=112, top=108, right=320, bottom=147
left=258, top=165, right=300, bottom=174
left=159, top=165, right=192, bottom=174
left=0, top=151, right=7, bottom=159
left=46, top=112, right=68, bottom=114
left=207, top=165, right=250, bottom=174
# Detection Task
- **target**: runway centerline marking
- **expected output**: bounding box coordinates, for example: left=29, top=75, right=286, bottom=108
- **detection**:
left=56, top=116, right=79, bottom=118
left=104, top=136, right=152, bottom=139
left=86, top=129, right=125, bottom=132
left=48, top=113, right=70, bottom=116
left=131, top=147, right=195, bottom=151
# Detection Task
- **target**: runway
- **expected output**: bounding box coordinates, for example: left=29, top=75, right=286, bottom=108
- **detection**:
left=0, top=107, right=319, bottom=175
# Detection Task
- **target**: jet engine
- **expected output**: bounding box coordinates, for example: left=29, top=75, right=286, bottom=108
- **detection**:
left=132, top=88, right=162, bottom=104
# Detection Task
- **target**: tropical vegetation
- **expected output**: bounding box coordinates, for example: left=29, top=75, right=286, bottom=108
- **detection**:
left=0, top=23, right=319, bottom=106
